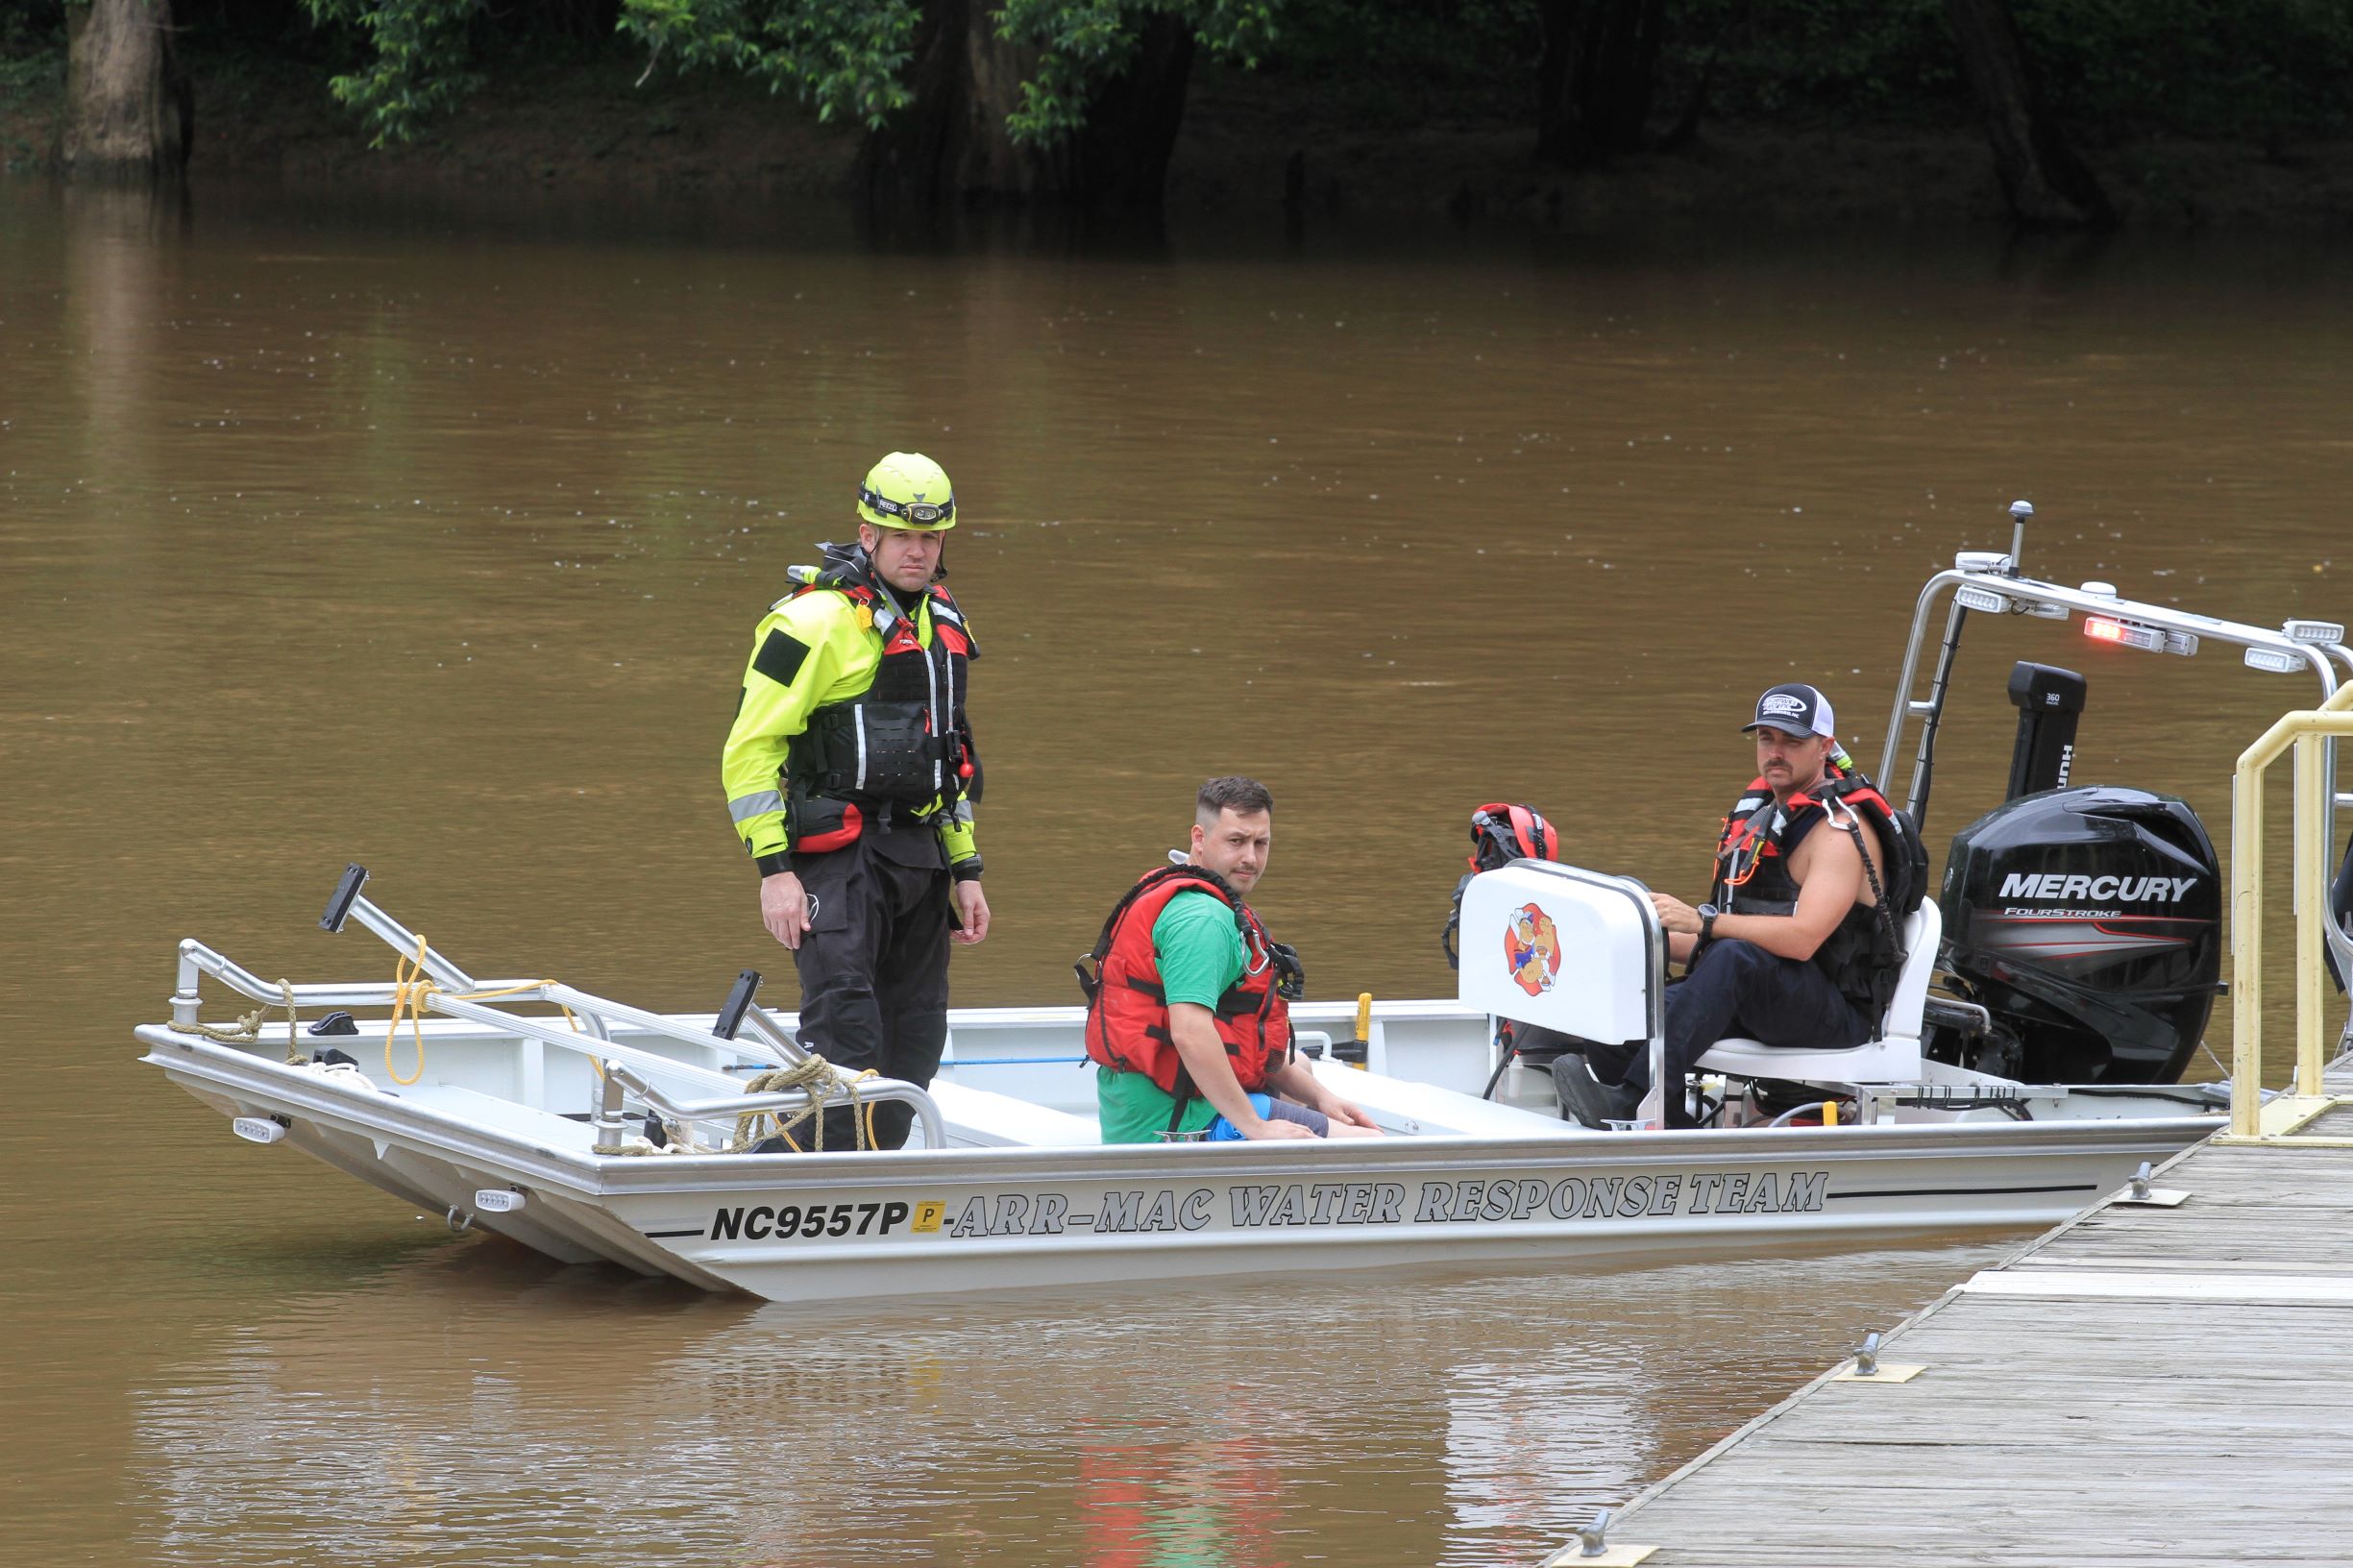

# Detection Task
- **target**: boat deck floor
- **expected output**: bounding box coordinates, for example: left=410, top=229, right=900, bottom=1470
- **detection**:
left=1581, top=1057, right=2353, bottom=1568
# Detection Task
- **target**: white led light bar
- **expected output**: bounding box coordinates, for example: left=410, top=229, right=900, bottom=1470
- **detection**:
left=2285, top=619, right=2345, bottom=644
left=1954, top=585, right=2011, bottom=613
left=2245, top=647, right=2304, bottom=673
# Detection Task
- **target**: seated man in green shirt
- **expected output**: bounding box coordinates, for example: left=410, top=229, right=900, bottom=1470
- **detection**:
left=1081, top=776, right=1382, bottom=1143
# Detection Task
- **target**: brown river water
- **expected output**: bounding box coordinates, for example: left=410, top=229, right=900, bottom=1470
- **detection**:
left=5, top=177, right=2348, bottom=1565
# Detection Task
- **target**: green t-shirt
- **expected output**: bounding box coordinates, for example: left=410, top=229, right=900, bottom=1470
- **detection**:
left=1096, top=890, right=1248, bottom=1144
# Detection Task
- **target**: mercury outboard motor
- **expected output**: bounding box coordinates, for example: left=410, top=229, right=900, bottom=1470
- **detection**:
left=1937, top=785, right=2221, bottom=1083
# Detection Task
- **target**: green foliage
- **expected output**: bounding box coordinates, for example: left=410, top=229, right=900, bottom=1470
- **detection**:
left=1, top=2, right=67, bottom=52
left=1189, top=0, right=1532, bottom=133
left=996, top=0, right=1283, bottom=142
left=618, top=0, right=919, bottom=128
left=303, top=0, right=918, bottom=143
left=2019, top=0, right=2353, bottom=138
left=0, top=2, right=65, bottom=112
left=298, top=0, right=1287, bottom=148
left=267, top=0, right=2353, bottom=155
left=302, top=0, right=486, bottom=145
left=1665, top=0, right=1963, bottom=121
left=1654, top=0, right=2353, bottom=136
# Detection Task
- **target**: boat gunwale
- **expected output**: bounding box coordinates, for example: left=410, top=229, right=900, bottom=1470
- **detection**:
left=139, top=1025, right=2224, bottom=1202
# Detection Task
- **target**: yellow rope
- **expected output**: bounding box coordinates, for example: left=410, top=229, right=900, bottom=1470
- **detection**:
left=381, top=934, right=577, bottom=1089
left=385, top=935, right=432, bottom=1085
left=727, top=1056, right=882, bottom=1153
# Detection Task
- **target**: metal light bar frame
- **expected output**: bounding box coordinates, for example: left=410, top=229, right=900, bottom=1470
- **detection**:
left=1878, top=562, right=2353, bottom=985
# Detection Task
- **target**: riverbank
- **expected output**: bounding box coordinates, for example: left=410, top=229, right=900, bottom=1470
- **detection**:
left=5, top=43, right=2350, bottom=230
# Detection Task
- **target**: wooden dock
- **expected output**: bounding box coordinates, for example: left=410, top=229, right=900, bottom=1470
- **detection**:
left=1556, top=1063, right=2353, bottom=1568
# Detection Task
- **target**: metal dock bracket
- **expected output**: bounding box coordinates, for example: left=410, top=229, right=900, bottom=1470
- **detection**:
left=1540, top=1508, right=1656, bottom=1567
left=2112, top=1159, right=2190, bottom=1208
left=1831, top=1330, right=1924, bottom=1384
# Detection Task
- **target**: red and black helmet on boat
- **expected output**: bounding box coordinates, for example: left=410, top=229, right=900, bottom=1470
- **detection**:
left=1466, top=802, right=1559, bottom=872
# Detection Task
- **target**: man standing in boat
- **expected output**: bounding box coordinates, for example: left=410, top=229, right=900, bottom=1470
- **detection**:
left=1555, top=684, right=1918, bottom=1129
left=720, top=452, right=991, bottom=1149
left=1082, top=777, right=1381, bottom=1142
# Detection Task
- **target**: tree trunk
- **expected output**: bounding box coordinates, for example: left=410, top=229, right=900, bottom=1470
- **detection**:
left=1056, top=15, right=1195, bottom=211
left=858, top=0, right=1194, bottom=212
left=65, top=0, right=192, bottom=181
left=1536, top=0, right=1667, bottom=167
left=857, top=0, right=1033, bottom=205
left=1943, top=0, right=2114, bottom=227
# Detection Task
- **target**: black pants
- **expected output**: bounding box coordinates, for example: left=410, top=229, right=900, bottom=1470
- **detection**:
left=1599, top=938, right=1872, bottom=1126
left=789, top=821, right=952, bottom=1150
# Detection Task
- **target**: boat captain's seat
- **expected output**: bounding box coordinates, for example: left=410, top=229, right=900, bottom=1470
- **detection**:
left=1694, top=899, right=1941, bottom=1086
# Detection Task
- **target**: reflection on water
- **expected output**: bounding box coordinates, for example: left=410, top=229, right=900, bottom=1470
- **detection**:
left=127, top=1239, right=2004, bottom=1567
left=6, top=174, right=2349, bottom=1563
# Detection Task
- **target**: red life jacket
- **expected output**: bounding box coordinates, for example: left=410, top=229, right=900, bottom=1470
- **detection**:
left=1078, top=866, right=1293, bottom=1100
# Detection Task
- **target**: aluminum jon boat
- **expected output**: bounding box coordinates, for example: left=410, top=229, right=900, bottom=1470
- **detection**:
left=143, top=503, right=2353, bottom=1302
left=138, top=865, right=2220, bottom=1304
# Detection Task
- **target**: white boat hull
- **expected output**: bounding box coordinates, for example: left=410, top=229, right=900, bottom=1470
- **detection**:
left=141, top=1013, right=2217, bottom=1304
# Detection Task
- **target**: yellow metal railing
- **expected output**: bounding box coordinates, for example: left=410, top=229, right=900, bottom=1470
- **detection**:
left=2229, top=682, right=2353, bottom=1139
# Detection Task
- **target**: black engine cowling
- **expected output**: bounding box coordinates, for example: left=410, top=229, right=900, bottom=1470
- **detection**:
left=1937, top=785, right=2221, bottom=1084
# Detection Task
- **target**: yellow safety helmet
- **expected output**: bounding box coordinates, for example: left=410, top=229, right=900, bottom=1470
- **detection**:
left=856, top=452, right=957, bottom=531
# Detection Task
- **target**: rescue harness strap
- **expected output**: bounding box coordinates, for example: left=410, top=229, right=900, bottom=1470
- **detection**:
left=1822, top=794, right=1909, bottom=1002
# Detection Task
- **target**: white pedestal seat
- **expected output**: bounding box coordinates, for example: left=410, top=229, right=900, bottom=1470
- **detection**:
left=1695, top=900, right=1942, bottom=1086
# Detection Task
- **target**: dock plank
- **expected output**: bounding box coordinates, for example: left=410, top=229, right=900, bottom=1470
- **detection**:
left=1584, top=1112, right=2353, bottom=1568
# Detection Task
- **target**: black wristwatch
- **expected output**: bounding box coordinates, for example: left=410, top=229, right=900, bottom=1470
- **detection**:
left=1697, top=903, right=1719, bottom=943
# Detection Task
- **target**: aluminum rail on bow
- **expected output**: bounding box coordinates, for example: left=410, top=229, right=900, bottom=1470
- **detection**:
left=421, top=992, right=946, bottom=1151
left=172, top=939, right=542, bottom=1029
left=173, top=865, right=945, bottom=1150
left=1877, top=557, right=2352, bottom=985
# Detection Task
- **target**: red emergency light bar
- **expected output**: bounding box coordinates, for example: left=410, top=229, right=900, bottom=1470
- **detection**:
left=2084, top=615, right=2196, bottom=656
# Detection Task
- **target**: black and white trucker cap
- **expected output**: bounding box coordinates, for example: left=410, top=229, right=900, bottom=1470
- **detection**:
left=1742, top=682, right=1836, bottom=740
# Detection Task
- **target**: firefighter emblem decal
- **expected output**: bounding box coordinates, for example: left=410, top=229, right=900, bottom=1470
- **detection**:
left=1505, top=902, right=1562, bottom=995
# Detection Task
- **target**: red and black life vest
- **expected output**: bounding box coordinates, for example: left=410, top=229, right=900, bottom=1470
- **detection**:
left=783, top=551, right=979, bottom=853
left=1077, top=866, right=1295, bottom=1103
left=1710, top=763, right=1925, bottom=1017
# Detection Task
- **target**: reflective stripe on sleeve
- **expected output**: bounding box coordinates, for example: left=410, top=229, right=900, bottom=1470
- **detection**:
left=728, top=791, right=786, bottom=825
